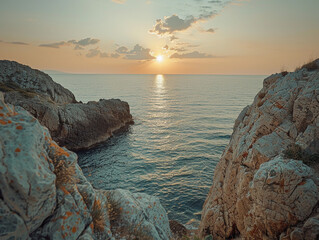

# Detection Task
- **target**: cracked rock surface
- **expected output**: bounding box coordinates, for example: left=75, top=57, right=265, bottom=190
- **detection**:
left=0, top=92, right=171, bottom=240
left=200, top=59, right=319, bottom=239
left=0, top=60, right=133, bottom=151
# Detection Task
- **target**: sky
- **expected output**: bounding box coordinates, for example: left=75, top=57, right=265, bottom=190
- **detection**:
left=0, top=0, right=319, bottom=74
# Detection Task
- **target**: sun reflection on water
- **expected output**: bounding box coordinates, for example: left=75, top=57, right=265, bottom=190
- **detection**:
left=156, top=74, right=164, bottom=89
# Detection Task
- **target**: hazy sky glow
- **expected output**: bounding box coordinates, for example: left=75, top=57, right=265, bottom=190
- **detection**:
left=0, top=0, right=319, bottom=74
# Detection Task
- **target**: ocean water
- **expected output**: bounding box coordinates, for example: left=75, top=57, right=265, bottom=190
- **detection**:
left=52, top=74, right=264, bottom=224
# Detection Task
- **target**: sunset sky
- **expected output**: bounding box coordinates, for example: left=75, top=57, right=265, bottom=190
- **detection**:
left=0, top=0, right=319, bottom=74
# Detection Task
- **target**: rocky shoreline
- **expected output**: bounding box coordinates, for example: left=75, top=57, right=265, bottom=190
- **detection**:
left=200, top=59, right=319, bottom=240
left=0, top=60, right=133, bottom=151
left=0, top=92, right=171, bottom=239
left=0, top=59, right=318, bottom=239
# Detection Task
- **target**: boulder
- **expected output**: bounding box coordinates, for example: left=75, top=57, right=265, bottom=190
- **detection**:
left=0, top=92, right=171, bottom=240
left=0, top=60, right=75, bottom=104
left=0, top=60, right=133, bottom=151
left=107, top=189, right=172, bottom=240
left=200, top=60, right=319, bottom=239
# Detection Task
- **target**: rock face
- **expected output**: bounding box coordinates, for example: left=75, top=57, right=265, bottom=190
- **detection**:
left=107, top=189, right=172, bottom=240
left=200, top=59, right=319, bottom=239
left=0, top=60, right=133, bottom=151
left=0, top=92, right=171, bottom=240
left=0, top=60, right=76, bottom=104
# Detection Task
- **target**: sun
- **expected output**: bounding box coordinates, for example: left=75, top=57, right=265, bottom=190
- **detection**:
left=156, top=55, right=164, bottom=63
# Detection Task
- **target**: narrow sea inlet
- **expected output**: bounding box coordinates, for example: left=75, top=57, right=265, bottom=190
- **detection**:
left=52, top=74, right=264, bottom=224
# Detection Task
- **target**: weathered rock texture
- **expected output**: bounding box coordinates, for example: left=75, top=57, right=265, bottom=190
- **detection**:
left=0, top=92, right=171, bottom=240
left=0, top=60, right=133, bottom=151
left=200, top=59, right=319, bottom=239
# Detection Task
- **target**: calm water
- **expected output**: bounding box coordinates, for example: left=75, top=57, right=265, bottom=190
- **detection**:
left=52, top=74, right=264, bottom=224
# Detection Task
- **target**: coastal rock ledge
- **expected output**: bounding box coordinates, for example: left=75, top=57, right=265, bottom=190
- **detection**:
left=0, top=60, right=133, bottom=151
left=200, top=59, right=319, bottom=239
left=0, top=92, right=172, bottom=240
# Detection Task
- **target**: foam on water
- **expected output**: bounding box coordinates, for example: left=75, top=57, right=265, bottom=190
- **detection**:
left=52, top=74, right=264, bottom=224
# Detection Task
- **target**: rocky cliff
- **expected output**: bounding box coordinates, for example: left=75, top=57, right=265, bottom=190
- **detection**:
left=0, top=92, right=172, bottom=240
left=0, top=60, right=133, bottom=151
left=200, top=59, right=319, bottom=239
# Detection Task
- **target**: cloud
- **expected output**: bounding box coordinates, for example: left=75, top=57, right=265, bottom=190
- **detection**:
left=86, top=48, right=109, bottom=58
left=170, top=51, right=214, bottom=59
left=206, top=28, right=215, bottom=33
left=208, top=0, right=222, bottom=3
left=150, top=15, right=195, bottom=35
left=163, top=45, right=169, bottom=50
left=39, top=41, right=67, bottom=48
left=170, top=35, right=178, bottom=41
left=10, top=41, right=29, bottom=45
left=86, top=48, right=120, bottom=58
left=111, top=0, right=126, bottom=3
left=40, top=38, right=99, bottom=49
left=124, top=44, right=155, bottom=60
left=86, top=48, right=101, bottom=58
left=116, top=46, right=129, bottom=54
left=149, top=12, right=215, bottom=36
left=0, top=40, right=29, bottom=45
left=163, top=44, right=187, bottom=52
left=68, top=38, right=99, bottom=46
left=111, top=53, right=120, bottom=58
left=74, top=45, right=84, bottom=50
left=115, top=44, right=154, bottom=60
left=170, top=47, right=187, bottom=52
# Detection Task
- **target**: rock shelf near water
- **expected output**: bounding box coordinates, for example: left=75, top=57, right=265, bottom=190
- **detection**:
left=0, top=92, right=171, bottom=239
left=200, top=59, right=319, bottom=240
left=0, top=60, right=133, bottom=151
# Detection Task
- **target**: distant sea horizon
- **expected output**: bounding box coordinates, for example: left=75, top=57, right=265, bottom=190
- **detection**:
left=52, top=73, right=265, bottom=224
left=44, top=69, right=268, bottom=77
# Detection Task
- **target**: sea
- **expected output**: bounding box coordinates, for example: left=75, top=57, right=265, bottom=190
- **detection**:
left=51, top=74, right=265, bottom=224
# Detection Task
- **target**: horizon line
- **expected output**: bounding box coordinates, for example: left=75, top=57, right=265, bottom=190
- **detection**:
left=43, top=70, right=269, bottom=77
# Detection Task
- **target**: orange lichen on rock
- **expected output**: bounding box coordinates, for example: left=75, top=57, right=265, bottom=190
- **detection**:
left=94, top=199, right=101, bottom=208
left=16, top=125, right=23, bottom=130
left=61, top=211, right=73, bottom=220
left=298, top=180, right=307, bottom=186
left=0, top=113, right=4, bottom=117
left=0, top=120, right=7, bottom=125
left=48, top=140, right=70, bottom=157
left=60, top=186, right=70, bottom=195
left=7, top=112, right=18, bottom=117
left=90, top=223, right=94, bottom=231
left=15, top=148, right=21, bottom=153
left=275, top=102, right=284, bottom=109
left=66, top=211, right=72, bottom=217
left=72, top=226, right=77, bottom=233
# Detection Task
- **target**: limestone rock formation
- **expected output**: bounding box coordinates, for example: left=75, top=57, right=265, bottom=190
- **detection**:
left=0, top=92, right=171, bottom=240
left=0, top=60, right=133, bottom=151
left=0, top=60, right=76, bottom=104
left=200, top=59, right=319, bottom=239
left=107, top=189, right=172, bottom=240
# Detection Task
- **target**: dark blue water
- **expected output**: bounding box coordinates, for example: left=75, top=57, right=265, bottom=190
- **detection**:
left=52, top=74, right=264, bottom=224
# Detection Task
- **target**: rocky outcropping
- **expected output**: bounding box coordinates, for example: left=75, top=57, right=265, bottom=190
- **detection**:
left=200, top=59, right=319, bottom=239
left=0, top=92, right=171, bottom=240
left=0, top=60, right=76, bottom=104
left=0, top=60, right=133, bottom=151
